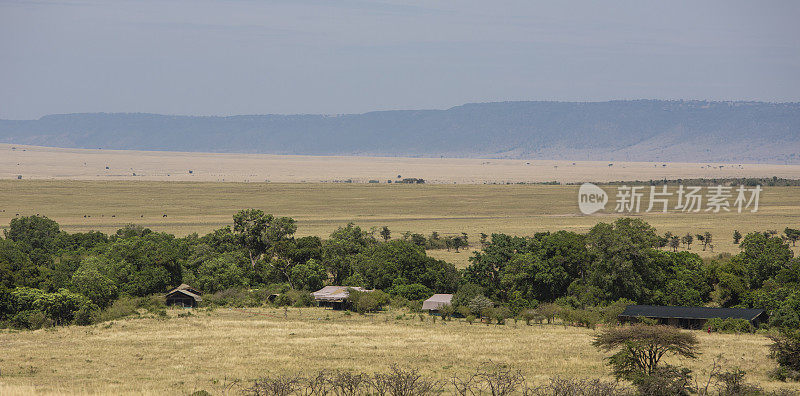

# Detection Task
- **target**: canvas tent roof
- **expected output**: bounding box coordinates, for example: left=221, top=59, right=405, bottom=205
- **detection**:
left=167, top=283, right=203, bottom=296
left=619, top=305, right=765, bottom=321
left=166, top=288, right=202, bottom=302
left=311, top=286, right=370, bottom=301
left=422, top=294, right=453, bottom=310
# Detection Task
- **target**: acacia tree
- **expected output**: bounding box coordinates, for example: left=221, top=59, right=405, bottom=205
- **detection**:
left=380, top=226, right=391, bottom=242
left=592, top=324, right=699, bottom=380
left=682, top=233, right=693, bottom=250
left=669, top=236, right=680, bottom=252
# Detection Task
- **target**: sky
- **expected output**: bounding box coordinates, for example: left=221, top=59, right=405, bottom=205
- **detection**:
left=1, top=0, right=799, bottom=119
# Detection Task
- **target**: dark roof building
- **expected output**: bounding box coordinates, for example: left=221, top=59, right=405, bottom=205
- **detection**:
left=619, top=305, right=767, bottom=329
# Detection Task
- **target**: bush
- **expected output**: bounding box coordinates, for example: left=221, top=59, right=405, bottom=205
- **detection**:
left=74, top=303, right=100, bottom=325
left=488, top=306, right=511, bottom=325
left=633, top=365, right=693, bottom=396
left=6, top=287, right=98, bottom=328
left=11, top=309, right=52, bottom=329
left=558, top=308, right=601, bottom=329
left=708, top=318, right=754, bottom=333
left=601, top=298, right=635, bottom=324
left=99, top=295, right=165, bottom=322
left=467, top=295, right=493, bottom=317
left=348, top=289, right=390, bottom=313
left=536, top=303, right=560, bottom=324
left=439, top=304, right=455, bottom=320
left=274, top=290, right=314, bottom=308
left=713, top=368, right=763, bottom=395
left=770, top=291, right=800, bottom=330
left=769, top=330, right=800, bottom=380
left=520, top=309, right=542, bottom=325
left=205, top=288, right=273, bottom=307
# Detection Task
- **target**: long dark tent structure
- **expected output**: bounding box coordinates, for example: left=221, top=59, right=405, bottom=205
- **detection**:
left=619, top=305, right=767, bottom=329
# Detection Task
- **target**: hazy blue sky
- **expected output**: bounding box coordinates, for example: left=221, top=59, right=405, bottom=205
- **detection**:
left=1, top=0, right=799, bottom=119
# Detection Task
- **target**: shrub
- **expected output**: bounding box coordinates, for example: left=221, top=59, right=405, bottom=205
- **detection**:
left=11, top=309, right=52, bottom=329
left=601, top=298, right=635, bottom=324
left=74, top=303, right=100, bottom=325
left=205, top=288, right=273, bottom=307
left=452, top=361, right=524, bottom=396
left=7, top=287, right=98, bottom=328
left=520, top=309, right=542, bottom=325
left=452, top=283, right=483, bottom=308
left=467, top=295, right=493, bottom=317
left=99, top=295, right=165, bottom=322
left=348, top=289, right=390, bottom=313
left=489, top=306, right=511, bottom=325
left=769, top=330, right=800, bottom=380
left=558, top=307, right=601, bottom=329
left=274, top=290, right=314, bottom=308
left=289, top=259, right=326, bottom=291
left=770, top=291, right=800, bottom=330
left=708, top=318, right=754, bottom=333
left=370, top=365, right=443, bottom=395
left=536, top=303, right=560, bottom=324
left=633, top=365, right=694, bottom=396
left=439, top=304, right=455, bottom=320
left=713, top=368, right=763, bottom=395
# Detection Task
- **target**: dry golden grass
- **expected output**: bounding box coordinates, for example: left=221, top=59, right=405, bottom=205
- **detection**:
left=1, top=181, right=799, bottom=262
left=0, top=307, right=797, bottom=395
left=4, top=143, right=800, bottom=184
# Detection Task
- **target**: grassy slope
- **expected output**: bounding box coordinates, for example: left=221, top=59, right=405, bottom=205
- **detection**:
left=0, top=307, right=797, bottom=395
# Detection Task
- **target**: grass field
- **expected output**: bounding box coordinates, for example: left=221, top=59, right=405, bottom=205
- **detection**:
left=0, top=307, right=797, bottom=395
left=1, top=180, right=799, bottom=267
left=5, top=143, right=800, bottom=184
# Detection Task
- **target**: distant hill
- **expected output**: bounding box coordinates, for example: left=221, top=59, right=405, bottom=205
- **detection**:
left=1, top=100, right=799, bottom=163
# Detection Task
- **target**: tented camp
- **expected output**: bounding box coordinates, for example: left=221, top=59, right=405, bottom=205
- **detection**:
left=165, top=284, right=203, bottom=308
left=312, top=286, right=371, bottom=309
left=618, top=305, right=767, bottom=329
left=422, top=294, right=453, bottom=313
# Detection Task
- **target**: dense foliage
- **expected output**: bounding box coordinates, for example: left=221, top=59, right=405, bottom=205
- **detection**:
left=1, top=213, right=798, bottom=332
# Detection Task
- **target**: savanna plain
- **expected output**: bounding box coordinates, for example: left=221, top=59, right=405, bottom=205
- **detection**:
left=2, top=147, right=800, bottom=395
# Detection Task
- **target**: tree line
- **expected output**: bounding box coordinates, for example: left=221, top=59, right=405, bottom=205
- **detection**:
left=1, top=212, right=799, bottom=333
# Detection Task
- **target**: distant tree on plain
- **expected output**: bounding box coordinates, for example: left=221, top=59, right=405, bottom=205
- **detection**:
left=380, top=226, right=391, bottom=242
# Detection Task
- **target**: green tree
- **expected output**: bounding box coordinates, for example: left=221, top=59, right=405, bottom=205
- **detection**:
left=5, top=215, right=61, bottom=253
left=232, top=209, right=272, bottom=267
left=380, top=226, right=391, bottom=242
left=71, top=263, right=118, bottom=308
left=785, top=228, right=800, bottom=247
left=733, top=230, right=742, bottom=244
left=322, top=223, right=372, bottom=284
left=682, top=233, right=693, bottom=250
left=289, top=258, right=327, bottom=291
left=195, top=252, right=248, bottom=293
left=669, top=236, right=680, bottom=252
